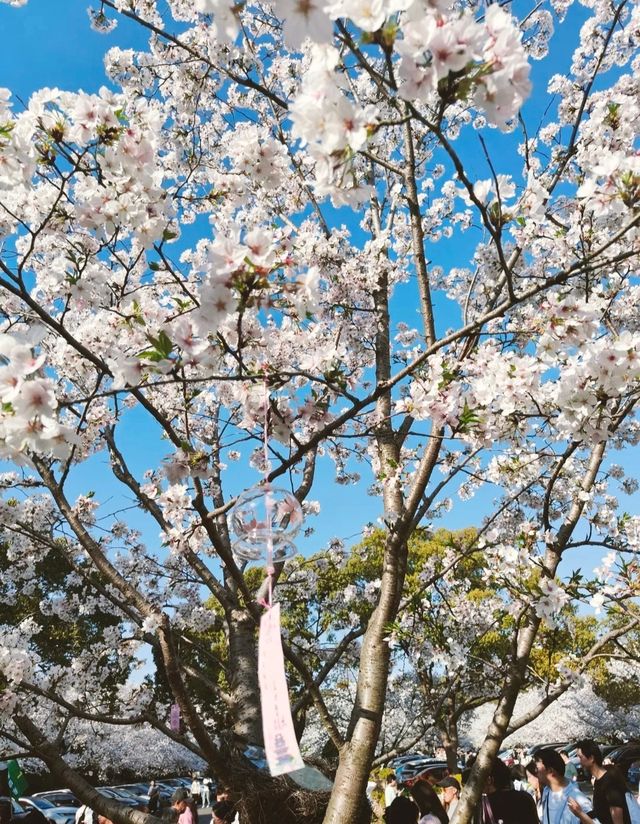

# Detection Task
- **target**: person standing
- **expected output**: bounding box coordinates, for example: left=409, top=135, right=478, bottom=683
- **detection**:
left=201, top=778, right=211, bottom=808
left=535, top=748, right=591, bottom=824
left=525, top=759, right=544, bottom=820
left=408, top=781, right=449, bottom=824
left=211, top=788, right=236, bottom=824
left=190, top=778, right=201, bottom=808
left=437, top=777, right=460, bottom=820
left=569, top=739, right=632, bottom=824
left=560, top=752, right=579, bottom=783
left=385, top=796, right=420, bottom=824
left=166, top=789, right=191, bottom=824
left=74, top=804, right=94, bottom=824
left=148, top=781, right=160, bottom=815
left=477, top=757, right=539, bottom=824
left=386, top=776, right=399, bottom=808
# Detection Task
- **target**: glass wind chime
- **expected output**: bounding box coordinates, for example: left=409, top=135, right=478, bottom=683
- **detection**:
left=229, top=384, right=306, bottom=778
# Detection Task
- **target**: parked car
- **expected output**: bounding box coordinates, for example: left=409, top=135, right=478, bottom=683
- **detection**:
left=396, top=758, right=450, bottom=783
left=114, top=783, right=171, bottom=808
left=395, top=757, right=435, bottom=780
left=526, top=742, right=570, bottom=759
left=407, top=763, right=451, bottom=785
left=604, top=743, right=640, bottom=788
left=156, top=778, right=191, bottom=791
left=157, top=780, right=189, bottom=791
left=115, top=784, right=150, bottom=797
left=564, top=743, right=627, bottom=783
left=156, top=781, right=182, bottom=795
left=11, top=800, right=27, bottom=816
left=628, top=760, right=640, bottom=790
left=20, top=797, right=77, bottom=824
left=31, top=793, right=81, bottom=810
left=96, top=788, right=146, bottom=811
left=11, top=799, right=48, bottom=824
left=390, top=753, right=426, bottom=768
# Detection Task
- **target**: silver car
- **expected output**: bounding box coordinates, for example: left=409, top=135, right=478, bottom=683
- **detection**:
left=19, top=797, right=77, bottom=824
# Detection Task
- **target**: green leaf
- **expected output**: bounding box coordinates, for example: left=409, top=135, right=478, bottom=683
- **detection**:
left=458, top=401, right=481, bottom=433
left=146, top=330, right=174, bottom=359
left=131, top=300, right=146, bottom=327
left=137, top=350, right=165, bottom=363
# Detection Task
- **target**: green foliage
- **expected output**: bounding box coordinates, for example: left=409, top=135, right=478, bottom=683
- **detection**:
left=0, top=536, right=129, bottom=700
left=530, top=614, right=599, bottom=681
left=139, top=330, right=174, bottom=361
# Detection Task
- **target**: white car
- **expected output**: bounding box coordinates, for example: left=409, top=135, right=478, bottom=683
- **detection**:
left=20, top=797, right=77, bottom=824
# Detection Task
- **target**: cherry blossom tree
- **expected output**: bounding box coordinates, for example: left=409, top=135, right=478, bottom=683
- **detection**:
left=1, top=0, right=640, bottom=822
left=465, top=676, right=640, bottom=749
left=12, top=719, right=207, bottom=785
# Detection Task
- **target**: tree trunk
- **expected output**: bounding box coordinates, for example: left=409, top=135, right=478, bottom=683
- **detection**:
left=450, top=443, right=608, bottom=823
left=449, top=661, right=530, bottom=824
left=227, top=754, right=370, bottom=824
left=228, top=607, right=263, bottom=745
left=321, top=534, right=405, bottom=823
left=442, top=714, right=460, bottom=774
left=15, top=714, right=157, bottom=824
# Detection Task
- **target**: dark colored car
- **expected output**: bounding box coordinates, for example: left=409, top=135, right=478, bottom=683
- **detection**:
left=628, top=760, right=640, bottom=790
left=156, top=778, right=192, bottom=793
left=114, top=784, right=150, bottom=797
left=396, top=759, right=450, bottom=783
left=526, top=742, right=570, bottom=758
left=114, top=784, right=171, bottom=808
left=561, top=742, right=619, bottom=783
left=390, top=753, right=426, bottom=768
left=156, top=781, right=182, bottom=793
left=96, top=788, right=146, bottom=812
left=605, top=743, right=640, bottom=788
left=409, top=763, right=451, bottom=785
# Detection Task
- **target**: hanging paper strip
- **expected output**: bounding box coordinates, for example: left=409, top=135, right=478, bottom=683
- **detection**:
left=170, top=702, right=181, bottom=732
left=258, top=603, right=305, bottom=776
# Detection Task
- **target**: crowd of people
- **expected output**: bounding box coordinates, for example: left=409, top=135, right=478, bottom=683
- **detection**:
left=166, top=784, right=235, bottom=824
left=383, top=740, right=640, bottom=824
left=3, top=740, right=639, bottom=824
left=60, top=778, right=234, bottom=824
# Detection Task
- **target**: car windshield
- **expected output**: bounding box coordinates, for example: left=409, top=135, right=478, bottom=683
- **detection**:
left=28, top=799, right=56, bottom=810
left=45, top=797, right=79, bottom=807
left=99, top=789, right=131, bottom=800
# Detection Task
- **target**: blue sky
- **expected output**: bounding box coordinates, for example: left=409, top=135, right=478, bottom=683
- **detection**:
left=0, top=0, right=147, bottom=99
left=2, top=0, right=638, bottom=581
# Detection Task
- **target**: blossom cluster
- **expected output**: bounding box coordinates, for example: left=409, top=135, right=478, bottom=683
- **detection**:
left=0, top=330, right=76, bottom=461
left=398, top=3, right=531, bottom=127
